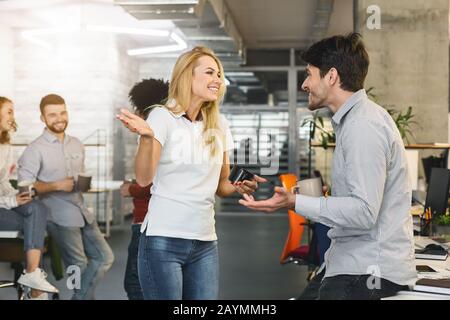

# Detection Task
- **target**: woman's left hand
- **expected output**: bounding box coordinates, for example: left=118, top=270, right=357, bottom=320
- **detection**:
left=233, top=175, right=267, bottom=195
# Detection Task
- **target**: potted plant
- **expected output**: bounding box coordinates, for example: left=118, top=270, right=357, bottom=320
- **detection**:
left=300, top=112, right=335, bottom=149
left=301, top=88, right=421, bottom=185
left=300, top=112, right=336, bottom=178
left=366, top=87, right=419, bottom=144
left=432, top=211, right=450, bottom=239
left=301, top=87, right=419, bottom=148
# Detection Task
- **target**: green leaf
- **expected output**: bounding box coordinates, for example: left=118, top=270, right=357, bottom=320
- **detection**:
left=318, top=116, right=324, bottom=128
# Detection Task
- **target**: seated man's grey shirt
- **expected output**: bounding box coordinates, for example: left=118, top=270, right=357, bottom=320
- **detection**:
left=18, top=129, right=95, bottom=227
left=295, top=89, right=417, bottom=286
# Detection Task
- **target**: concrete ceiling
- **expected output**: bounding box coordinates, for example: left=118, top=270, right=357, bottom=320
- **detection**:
left=114, top=0, right=353, bottom=104
left=226, top=0, right=353, bottom=49
left=0, top=0, right=176, bottom=47
left=225, top=0, right=318, bottom=49
left=115, top=0, right=353, bottom=62
left=1, top=0, right=354, bottom=104
left=0, top=0, right=353, bottom=58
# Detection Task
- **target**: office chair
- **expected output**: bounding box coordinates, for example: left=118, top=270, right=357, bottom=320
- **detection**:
left=279, top=174, right=321, bottom=280
left=0, top=231, right=26, bottom=299
left=0, top=231, right=62, bottom=300
left=0, top=181, right=62, bottom=299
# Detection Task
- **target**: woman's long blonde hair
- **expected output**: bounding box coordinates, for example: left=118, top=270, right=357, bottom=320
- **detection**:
left=0, top=97, right=16, bottom=144
left=166, top=46, right=226, bottom=157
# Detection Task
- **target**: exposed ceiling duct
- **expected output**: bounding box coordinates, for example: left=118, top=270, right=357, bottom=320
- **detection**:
left=114, top=0, right=346, bottom=105
left=114, top=0, right=245, bottom=66
left=114, top=0, right=202, bottom=20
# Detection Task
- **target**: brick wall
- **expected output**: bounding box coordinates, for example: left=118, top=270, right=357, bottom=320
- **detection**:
left=9, top=30, right=141, bottom=224
left=0, top=26, right=14, bottom=98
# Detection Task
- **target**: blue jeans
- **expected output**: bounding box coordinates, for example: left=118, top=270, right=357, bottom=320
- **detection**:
left=0, top=200, right=48, bottom=251
left=123, top=224, right=143, bottom=300
left=138, top=235, right=219, bottom=300
left=47, top=220, right=114, bottom=300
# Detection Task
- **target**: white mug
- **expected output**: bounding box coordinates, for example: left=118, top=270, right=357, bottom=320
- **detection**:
left=17, top=180, right=35, bottom=197
left=296, top=177, right=322, bottom=197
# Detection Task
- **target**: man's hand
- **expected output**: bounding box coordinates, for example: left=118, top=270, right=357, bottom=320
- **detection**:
left=238, top=186, right=296, bottom=213
left=56, top=177, right=75, bottom=192
left=233, top=175, right=267, bottom=195
left=120, top=182, right=132, bottom=197
left=16, top=192, right=32, bottom=206
left=116, top=108, right=154, bottom=138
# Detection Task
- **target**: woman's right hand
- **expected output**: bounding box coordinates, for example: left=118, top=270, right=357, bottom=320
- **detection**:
left=120, top=182, right=132, bottom=197
left=116, top=108, right=154, bottom=138
left=16, top=192, right=32, bottom=206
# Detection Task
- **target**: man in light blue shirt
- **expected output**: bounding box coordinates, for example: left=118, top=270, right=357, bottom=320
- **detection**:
left=240, top=33, right=417, bottom=299
left=18, top=94, right=114, bottom=300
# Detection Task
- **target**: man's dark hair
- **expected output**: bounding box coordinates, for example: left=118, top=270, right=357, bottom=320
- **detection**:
left=40, top=94, right=66, bottom=114
left=128, top=78, right=169, bottom=119
left=301, top=32, right=369, bottom=92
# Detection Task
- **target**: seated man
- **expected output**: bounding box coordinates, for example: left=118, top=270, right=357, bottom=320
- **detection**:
left=18, top=94, right=114, bottom=300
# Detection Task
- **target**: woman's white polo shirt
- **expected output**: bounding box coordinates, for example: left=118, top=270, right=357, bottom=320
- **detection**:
left=140, top=107, right=234, bottom=241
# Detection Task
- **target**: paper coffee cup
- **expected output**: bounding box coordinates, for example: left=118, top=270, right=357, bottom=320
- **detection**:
left=296, top=177, right=322, bottom=197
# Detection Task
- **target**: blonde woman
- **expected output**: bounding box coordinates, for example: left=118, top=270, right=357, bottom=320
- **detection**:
left=117, top=47, right=266, bottom=300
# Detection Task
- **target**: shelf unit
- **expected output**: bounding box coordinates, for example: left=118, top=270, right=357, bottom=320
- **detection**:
left=82, top=129, right=109, bottom=237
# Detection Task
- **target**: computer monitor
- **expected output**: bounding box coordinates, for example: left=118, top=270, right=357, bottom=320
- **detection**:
left=424, top=167, right=450, bottom=216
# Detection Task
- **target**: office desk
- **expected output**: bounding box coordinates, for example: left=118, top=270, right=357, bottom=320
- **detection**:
left=414, top=236, right=450, bottom=278
left=384, top=237, right=450, bottom=300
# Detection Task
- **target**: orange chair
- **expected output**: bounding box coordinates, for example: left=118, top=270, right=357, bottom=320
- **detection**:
left=279, top=174, right=308, bottom=263
left=279, top=174, right=321, bottom=278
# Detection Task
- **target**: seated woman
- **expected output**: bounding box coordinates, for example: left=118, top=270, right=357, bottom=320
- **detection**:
left=0, top=97, right=58, bottom=300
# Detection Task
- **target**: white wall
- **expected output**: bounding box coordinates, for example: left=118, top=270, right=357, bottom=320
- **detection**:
left=120, top=57, right=175, bottom=180
left=0, top=25, right=14, bottom=98
left=10, top=29, right=141, bottom=223
left=12, top=31, right=139, bottom=166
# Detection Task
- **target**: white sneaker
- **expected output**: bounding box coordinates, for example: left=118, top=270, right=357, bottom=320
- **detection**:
left=25, top=292, right=49, bottom=300
left=18, top=268, right=59, bottom=293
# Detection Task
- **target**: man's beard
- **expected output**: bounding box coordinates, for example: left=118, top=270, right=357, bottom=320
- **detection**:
left=47, top=121, right=68, bottom=134
left=307, top=89, right=327, bottom=111
left=308, top=97, right=325, bottom=111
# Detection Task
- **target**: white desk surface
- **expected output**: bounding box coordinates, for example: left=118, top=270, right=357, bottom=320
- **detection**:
left=90, top=180, right=124, bottom=190
left=385, top=237, right=450, bottom=299
left=384, top=291, right=450, bottom=300
left=414, top=236, right=450, bottom=279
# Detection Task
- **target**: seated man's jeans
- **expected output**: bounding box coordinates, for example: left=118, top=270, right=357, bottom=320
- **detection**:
left=138, top=235, right=219, bottom=300
left=0, top=200, right=48, bottom=251
left=47, top=220, right=114, bottom=300
left=299, top=268, right=409, bottom=300
left=123, top=223, right=143, bottom=300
